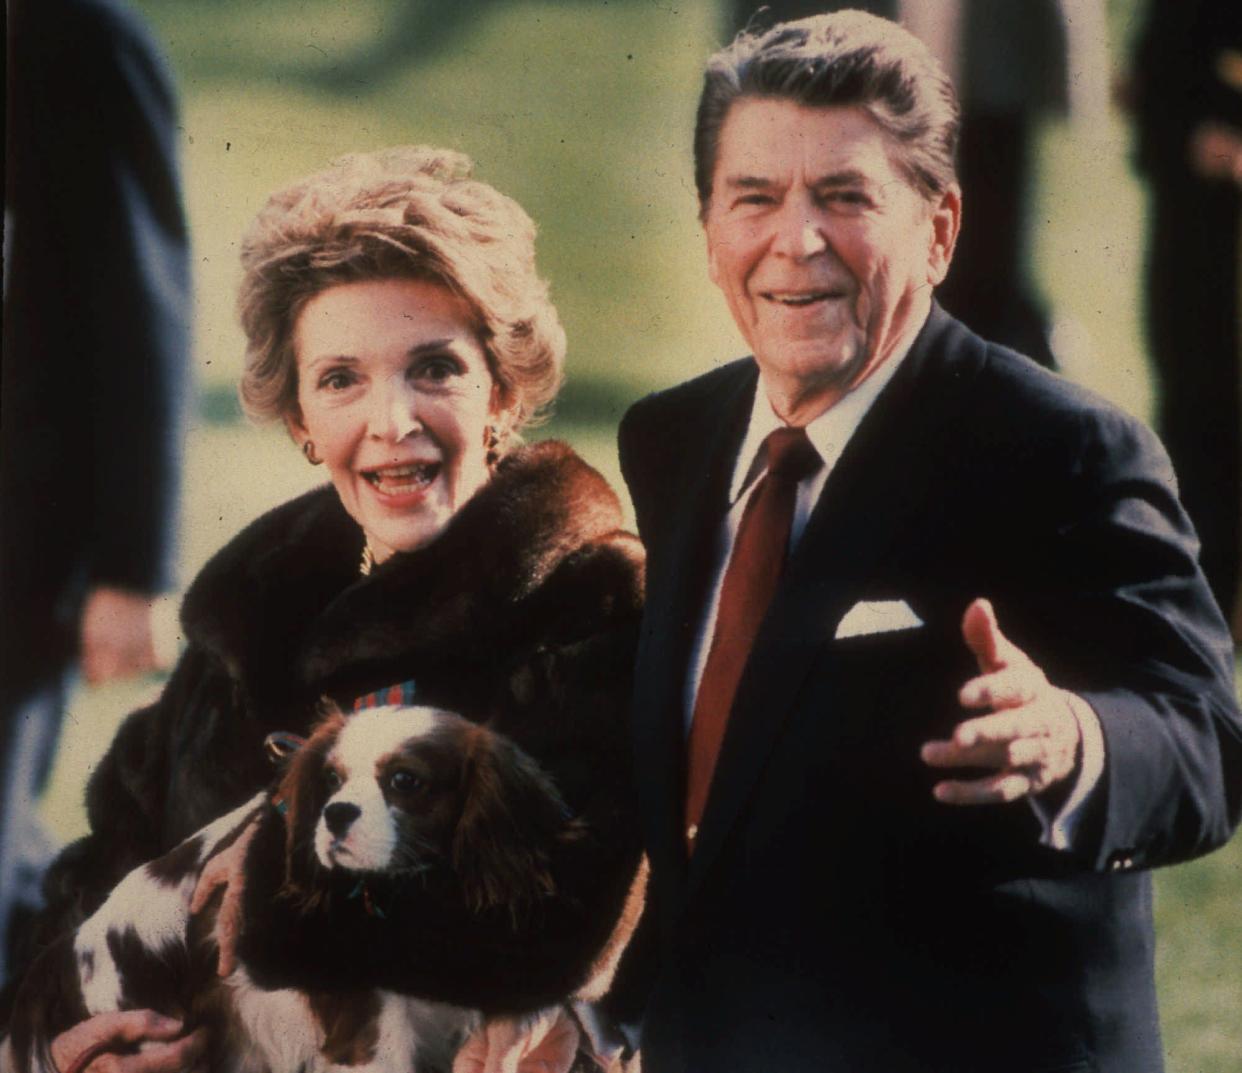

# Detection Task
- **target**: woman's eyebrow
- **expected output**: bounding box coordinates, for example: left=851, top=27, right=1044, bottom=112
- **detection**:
left=407, top=338, right=455, bottom=356
left=304, top=353, right=360, bottom=371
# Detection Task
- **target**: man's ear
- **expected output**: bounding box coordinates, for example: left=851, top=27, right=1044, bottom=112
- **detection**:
left=704, top=216, right=722, bottom=289
left=926, top=184, right=962, bottom=288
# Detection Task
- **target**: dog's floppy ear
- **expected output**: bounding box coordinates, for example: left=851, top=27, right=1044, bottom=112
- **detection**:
left=451, top=728, right=572, bottom=921
left=276, top=705, right=346, bottom=903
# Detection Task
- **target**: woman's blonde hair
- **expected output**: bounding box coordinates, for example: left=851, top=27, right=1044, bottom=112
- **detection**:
left=237, top=146, right=565, bottom=434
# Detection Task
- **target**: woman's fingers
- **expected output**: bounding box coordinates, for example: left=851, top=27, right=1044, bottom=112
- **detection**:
left=453, top=1007, right=581, bottom=1073
left=50, top=1012, right=206, bottom=1073
left=189, top=818, right=258, bottom=976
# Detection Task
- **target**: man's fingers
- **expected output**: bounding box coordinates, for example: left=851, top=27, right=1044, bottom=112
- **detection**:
left=923, top=701, right=1079, bottom=804
left=960, top=597, right=1006, bottom=673
left=999, top=736, right=1051, bottom=769
left=921, top=730, right=1047, bottom=772
left=933, top=769, right=1034, bottom=805
left=958, top=665, right=1043, bottom=710
left=953, top=708, right=1054, bottom=749
left=940, top=601, right=1083, bottom=807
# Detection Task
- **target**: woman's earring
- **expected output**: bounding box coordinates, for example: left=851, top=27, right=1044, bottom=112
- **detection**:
left=302, top=440, right=323, bottom=465
left=485, top=425, right=502, bottom=469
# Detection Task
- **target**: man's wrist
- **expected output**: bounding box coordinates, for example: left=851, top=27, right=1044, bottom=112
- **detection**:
left=1035, top=691, right=1105, bottom=850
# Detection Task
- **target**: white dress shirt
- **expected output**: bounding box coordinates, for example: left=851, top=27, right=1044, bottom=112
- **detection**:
left=684, top=313, right=1104, bottom=851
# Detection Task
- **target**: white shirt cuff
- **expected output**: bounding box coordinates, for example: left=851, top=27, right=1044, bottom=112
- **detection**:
left=1032, top=690, right=1106, bottom=851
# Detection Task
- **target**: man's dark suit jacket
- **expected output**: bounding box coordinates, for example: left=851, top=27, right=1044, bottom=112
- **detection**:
left=618, top=306, right=1242, bottom=1073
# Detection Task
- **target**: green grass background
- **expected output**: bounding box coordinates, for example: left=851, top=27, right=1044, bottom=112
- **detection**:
left=37, top=1, right=1241, bottom=1068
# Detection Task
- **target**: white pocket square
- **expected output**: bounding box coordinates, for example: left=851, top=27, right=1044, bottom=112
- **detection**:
left=834, top=600, right=924, bottom=639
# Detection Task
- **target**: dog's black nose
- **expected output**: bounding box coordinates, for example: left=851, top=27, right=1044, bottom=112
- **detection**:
left=323, top=801, right=361, bottom=836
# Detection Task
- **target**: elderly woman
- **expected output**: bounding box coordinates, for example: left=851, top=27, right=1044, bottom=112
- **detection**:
left=6, top=146, right=644, bottom=1071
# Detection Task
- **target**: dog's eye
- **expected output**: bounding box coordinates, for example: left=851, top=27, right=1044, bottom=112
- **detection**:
left=324, top=769, right=342, bottom=791
left=388, top=769, right=422, bottom=794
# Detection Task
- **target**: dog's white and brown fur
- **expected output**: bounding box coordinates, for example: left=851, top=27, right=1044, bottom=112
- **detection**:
left=4, top=704, right=595, bottom=1073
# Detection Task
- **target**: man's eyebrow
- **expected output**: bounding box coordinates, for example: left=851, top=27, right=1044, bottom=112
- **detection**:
left=813, top=169, right=871, bottom=188
left=718, top=169, right=873, bottom=189
left=719, top=174, right=777, bottom=190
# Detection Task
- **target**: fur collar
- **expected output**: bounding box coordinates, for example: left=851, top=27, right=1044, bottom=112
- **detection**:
left=181, top=440, right=643, bottom=707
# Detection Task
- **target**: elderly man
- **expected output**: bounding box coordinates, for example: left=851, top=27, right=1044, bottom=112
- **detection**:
left=618, top=12, right=1242, bottom=1073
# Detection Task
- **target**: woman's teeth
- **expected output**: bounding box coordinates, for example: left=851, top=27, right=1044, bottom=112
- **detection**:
left=364, top=463, right=439, bottom=492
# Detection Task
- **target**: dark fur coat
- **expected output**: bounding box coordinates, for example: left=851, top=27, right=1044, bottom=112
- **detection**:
left=6, top=441, right=645, bottom=1018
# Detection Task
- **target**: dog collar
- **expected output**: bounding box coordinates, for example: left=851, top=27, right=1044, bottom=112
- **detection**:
left=352, top=679, right=418, bottom=712
left=348, top=878, right=388, bottom=919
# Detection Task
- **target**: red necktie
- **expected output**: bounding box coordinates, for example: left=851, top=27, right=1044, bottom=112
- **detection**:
left=684, top=426, right=821, bottom=849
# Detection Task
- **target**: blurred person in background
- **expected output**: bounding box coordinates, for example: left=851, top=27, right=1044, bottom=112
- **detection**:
left=728, top=0, right=1110, bottom=370
left=2, top=146, right=646, bottom=1073
left=0, top=0, right=190, bottom=995
left=1129, top=0, right=1242, bottom=636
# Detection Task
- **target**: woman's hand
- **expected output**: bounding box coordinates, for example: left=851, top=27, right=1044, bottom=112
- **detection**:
left=189, top=819, right=258, bottom=977
left=50, top=1010, right=206, bottom=1073
left=452, top=1006, right=581, bottom=1073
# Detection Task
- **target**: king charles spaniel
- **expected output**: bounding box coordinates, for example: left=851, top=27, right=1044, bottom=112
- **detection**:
left=4, top=704, right=588, bottom=1073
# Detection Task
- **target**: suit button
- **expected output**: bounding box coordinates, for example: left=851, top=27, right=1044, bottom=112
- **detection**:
left=687, top=824, right=699, bottom=842
left=1108, top=852, right=1135, bottom=872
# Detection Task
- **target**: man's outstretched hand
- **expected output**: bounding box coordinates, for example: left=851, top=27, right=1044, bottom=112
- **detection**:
left=921, top=598, right=1081, bottom=805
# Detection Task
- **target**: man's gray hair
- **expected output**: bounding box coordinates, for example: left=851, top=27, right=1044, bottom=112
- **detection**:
left=694, top=10, right=960, bottom=217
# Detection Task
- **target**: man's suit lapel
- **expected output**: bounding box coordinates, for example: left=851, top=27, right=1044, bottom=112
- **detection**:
left=630, top=364, right=758, bottom=885
left=685, top=306, right=987, bottom=899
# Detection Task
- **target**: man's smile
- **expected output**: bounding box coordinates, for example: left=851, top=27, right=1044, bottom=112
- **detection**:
left=759, top=288, right=849, bottom=307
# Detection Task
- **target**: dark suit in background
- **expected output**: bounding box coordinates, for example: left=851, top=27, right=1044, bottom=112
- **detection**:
left=0, top=0, right=190, bottom=987
left=620, top=305, right=1242, bottom=1072
left=1132, top=0, right=1242, bottom=625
